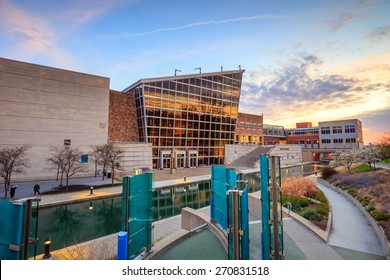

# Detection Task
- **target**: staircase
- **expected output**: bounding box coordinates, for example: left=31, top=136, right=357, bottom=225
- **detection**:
left=227, top=146, right=272, bottom=168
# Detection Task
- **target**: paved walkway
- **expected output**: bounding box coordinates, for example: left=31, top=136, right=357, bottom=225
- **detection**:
left=376, top=162, right=390, bottom=170
left=317, top=182, right=383, bottom=256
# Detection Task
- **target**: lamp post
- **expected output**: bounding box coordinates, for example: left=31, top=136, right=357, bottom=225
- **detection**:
left=170, top=150, right=176, bottom=174
left=89, top=186, right=94, bottom=196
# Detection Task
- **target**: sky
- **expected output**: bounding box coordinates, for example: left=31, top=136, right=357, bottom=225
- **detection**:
left=0, top=0, right=389, bottom=144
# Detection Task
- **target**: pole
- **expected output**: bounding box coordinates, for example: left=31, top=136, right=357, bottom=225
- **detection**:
left=33, top=199, right=39, bottom=260
left=22, top=200, right=32, bottom=260
left=228, top=190, right=240, bottom=260
left=271, top=156, right=279, bottom=260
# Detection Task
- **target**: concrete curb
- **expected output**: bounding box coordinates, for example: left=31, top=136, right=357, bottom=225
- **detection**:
left=318, top=178, right=390, bottom=258
left=143, top=229, right=190, bottom=260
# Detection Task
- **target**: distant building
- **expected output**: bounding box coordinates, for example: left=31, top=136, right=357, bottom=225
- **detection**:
left=263, top=124, right=287, bottom=145
left=235, top=112, right=263, bottom=144
left=285, top=122, right=319, bottom=149
left=318, top=119, right=363, bottom=149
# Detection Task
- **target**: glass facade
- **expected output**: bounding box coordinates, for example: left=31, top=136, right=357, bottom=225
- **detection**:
left=125, top=71, right=244, bottom=169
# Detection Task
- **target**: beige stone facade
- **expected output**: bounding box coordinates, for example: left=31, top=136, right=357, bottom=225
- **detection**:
left=0, top=58, right=110, bottom=179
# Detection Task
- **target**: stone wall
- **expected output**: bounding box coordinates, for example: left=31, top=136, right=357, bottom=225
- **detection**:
left=268, top=144, right=302, bottom=166
left=115, top=142, right=153, bottom=173
left=0, top=58, right=110, bottom=180
left=108, top=90, right=139, bottom=142
left=224, top=144, right=259, bottom=165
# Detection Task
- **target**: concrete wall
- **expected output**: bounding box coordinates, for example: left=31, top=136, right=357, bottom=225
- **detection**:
left=115, top=142, right=153, bottom=173
left=268, top=144, right=302, bottom=166
left=0, top=58, right=110, bottom=180
left=224, top=144, right=259, bottom=165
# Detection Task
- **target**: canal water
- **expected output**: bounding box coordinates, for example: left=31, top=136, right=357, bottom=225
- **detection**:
left=31, top=163, right=322, bottom=257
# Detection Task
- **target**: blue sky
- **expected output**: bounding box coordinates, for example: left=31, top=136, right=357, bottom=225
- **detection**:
left=0, top=0, right=389, bottom=143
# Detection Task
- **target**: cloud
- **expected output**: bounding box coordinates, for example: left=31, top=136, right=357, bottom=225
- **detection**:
left=359, top=109, right=390, bottom=144
left=122, top=14, right=289, bottom=37
left=58, top=0, right=133, bottom=25
left=0, top=0, right=77, bottom=67
left=367, top=25, right=390, bottom=42
left=328, top=13, right=354, bottom=32
left=240, top=54, right=388, bottom=129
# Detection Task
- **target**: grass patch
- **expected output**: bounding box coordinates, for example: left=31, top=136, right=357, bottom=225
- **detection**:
left=351, top=164, right=372, bottom=173
left=382, top=158, right=390, bottom=164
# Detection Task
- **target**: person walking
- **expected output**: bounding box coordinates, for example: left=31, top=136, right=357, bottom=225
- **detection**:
left=34, top=182, right=41, bottom=196
left=10, top=184, right=17, bottom=198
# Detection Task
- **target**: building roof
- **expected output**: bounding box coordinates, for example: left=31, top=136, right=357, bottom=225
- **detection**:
left=123, top=69, right=245, bottom=92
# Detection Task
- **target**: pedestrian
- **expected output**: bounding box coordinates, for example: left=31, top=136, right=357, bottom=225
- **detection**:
left=10, top=184, right=17, bottom=198
left=34, top=182, right=41, bottom=196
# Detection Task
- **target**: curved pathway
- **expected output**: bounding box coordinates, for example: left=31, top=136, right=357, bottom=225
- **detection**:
left=317, top=182, right=383, bottom=256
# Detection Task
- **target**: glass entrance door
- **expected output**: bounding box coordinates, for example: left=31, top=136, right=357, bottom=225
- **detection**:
left=177, top=157, right=185, bottom=168
left=190, top=156, right=197, bottom=167
left=163, top=157, right=171, bottom=169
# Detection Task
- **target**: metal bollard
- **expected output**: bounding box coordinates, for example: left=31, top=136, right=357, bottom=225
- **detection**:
left=42, top=238, right=52, bottom=259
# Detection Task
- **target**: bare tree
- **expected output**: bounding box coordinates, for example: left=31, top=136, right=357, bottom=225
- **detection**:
left=47, top=146, right=66, bottom=185
left=99, top=143, right=112, bottom=181
left=89, top=145, right=103, bottom=177
left=0, top=145, right=31, bottom=198
left=47, top=146, right=88, bottom=190
left=107, top=145, right=124, bottom=185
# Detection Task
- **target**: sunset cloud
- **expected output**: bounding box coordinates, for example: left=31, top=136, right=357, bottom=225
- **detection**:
left=240, top=54, right=390, bottom=143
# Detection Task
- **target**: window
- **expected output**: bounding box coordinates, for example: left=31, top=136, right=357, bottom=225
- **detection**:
left=240, top=123, right=245, bottom=129
left=80, top=154, right=88, bottom=163
left=322, top=139, right=331, bottom=143
left=321, top=127, right=330, bottom=134
left=346, top=138, right=356, bottom=143
left=246, top=123, right=251, bottom=129
left=345, top=125, right=355, bottom=133
left=252, top=123, right=256, bottom=129
left=333, top=138, right=343, bottom=143
left=333, top=126, right=342, bottom=134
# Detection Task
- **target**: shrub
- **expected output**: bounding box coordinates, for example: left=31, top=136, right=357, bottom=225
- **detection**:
left=316, top=203, right=330, bottom=217
left=281, top=177, right=319, bottom=197
left=347, top=188, right=357, bottom=197
left=365, top=204, right=376, bottom=213
left=371, top=210, right=389, bottom=221
left=301, top=209, right=321, bottom=221
left=314, top=191, right=328, bottom=203
left=283, top=195, right=309, bottom=211
left=358, top=197, right=369, bottom=207
left=321, top=167, right=337, bottom=180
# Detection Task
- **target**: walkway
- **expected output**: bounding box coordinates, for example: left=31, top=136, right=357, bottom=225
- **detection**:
left=376, top=162, right=390, bottom=170
left=317, top=182, right=383, bottom=256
